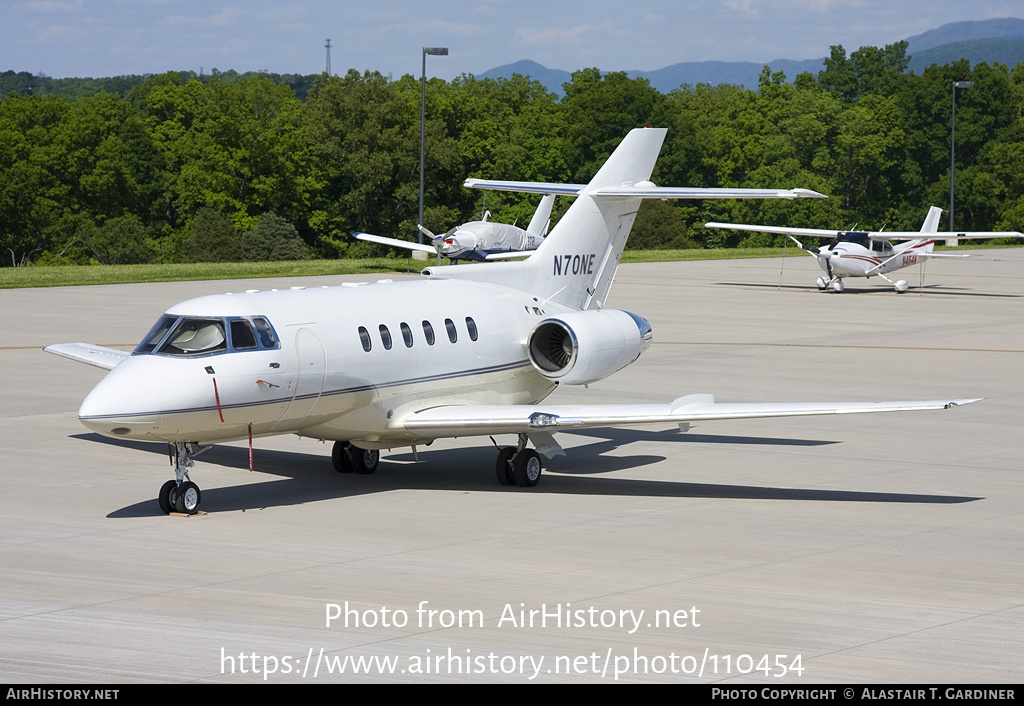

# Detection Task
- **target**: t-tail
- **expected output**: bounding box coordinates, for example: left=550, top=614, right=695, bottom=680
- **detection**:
left=424, top=127, right=667, bottom=311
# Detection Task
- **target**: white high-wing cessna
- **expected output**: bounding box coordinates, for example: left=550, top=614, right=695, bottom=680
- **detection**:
left=46, top=128, right=978, bottom=515
left=354, top=192, right=556, bottom=263
left=706, top=207, right=1023, bottom=293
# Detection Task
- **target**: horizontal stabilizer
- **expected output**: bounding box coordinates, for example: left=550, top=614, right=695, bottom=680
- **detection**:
left=353, top=232, right=436, bottom=254
left=400, top=396, right=981, bottom=439
left=44, top=343, right=130, bottom=371
left=468, top=179, right=826, bottom=200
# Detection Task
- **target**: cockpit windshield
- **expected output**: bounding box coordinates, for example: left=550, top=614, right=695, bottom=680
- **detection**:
left=831, top=231, right=870, bottom=248
left=133, top=315, right=280, bottom=357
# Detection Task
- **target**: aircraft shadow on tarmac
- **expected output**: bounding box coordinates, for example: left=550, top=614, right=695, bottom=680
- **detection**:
left=73, top=432, right=981, bottom=517
left=716, top=282, right=1021, bottom=298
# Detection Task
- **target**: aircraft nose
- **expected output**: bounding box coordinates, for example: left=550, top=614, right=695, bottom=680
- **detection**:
left=77, top=361, right=163, bottom=439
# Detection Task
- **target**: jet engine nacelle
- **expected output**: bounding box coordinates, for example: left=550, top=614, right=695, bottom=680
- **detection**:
left=527, top=310, right=653, bottom=386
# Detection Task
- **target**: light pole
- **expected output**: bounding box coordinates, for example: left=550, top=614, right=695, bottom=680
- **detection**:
left=948, top=80, right=973, bottom=244
left=419, top=46, right=448, bottom=246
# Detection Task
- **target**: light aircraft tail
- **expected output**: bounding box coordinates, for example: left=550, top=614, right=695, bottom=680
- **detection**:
left=526, top=194, right=556, bottom=236
left=917, top=205, right=943, bottom=254
left=920, top=205, right=942, bottom=234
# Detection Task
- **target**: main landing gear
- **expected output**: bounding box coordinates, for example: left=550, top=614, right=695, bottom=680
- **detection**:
left=332, top=441, right=380, bottom=474
left=158, top=442, right=206, bottom=515
left=494, top=434, right=543, bottom=487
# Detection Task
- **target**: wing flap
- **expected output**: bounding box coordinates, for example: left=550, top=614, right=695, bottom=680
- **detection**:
left=44, top=343, right=130, bottom=371
left=400, top=394, right=980, bottom=438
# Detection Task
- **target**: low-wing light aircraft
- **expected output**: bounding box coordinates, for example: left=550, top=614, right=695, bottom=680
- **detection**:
left=354, top=193, right=556, bottom=262
left=706, top=207, right=1023, bottom=293
left=46, top=128, right=978, bottom=515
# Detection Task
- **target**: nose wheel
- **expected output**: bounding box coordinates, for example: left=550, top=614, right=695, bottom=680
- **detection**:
left=158, top=442, right=206, bottom=515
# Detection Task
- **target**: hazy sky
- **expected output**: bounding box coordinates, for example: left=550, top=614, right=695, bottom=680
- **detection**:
left=2, top=0, right=1020, bottom=80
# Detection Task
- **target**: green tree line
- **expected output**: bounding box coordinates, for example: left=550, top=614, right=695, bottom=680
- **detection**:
left=3, top=42, right=1024, bottom=267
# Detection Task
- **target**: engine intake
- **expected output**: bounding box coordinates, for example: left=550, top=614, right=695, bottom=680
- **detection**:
left=527, top=310, right=652, bottom=386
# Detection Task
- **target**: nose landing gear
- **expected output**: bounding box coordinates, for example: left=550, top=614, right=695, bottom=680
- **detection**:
left=158, top=442, right=207, bottom=515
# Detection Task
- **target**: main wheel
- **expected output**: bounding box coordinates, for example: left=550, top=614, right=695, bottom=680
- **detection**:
left=495, top=447, right=516, bottom=486
left=513, top=449, right=542, bottom=487
left=332, top=441, right=353, bottom=473
left=832, top=279, right=845, bottom=293
left=175, top=481, right=201, bottom=514
left=158, top=480, right=176, bottom=515
left=352, top=448, right=379, bottom=474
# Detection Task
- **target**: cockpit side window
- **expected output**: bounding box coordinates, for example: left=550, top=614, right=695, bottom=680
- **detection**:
left=230, top=319, right=258, bottom=350
left=157, top=318, right=227, bottom=356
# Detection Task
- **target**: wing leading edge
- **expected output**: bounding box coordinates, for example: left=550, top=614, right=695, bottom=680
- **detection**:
left=704, top=222, right=1024, bottom=241
left=466, top=179, right=826, bottom=200
left=401, top=394, right=981, bottom=440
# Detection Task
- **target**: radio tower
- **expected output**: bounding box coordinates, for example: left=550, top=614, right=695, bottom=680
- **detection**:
left=325, top=38, right=332, bottom=74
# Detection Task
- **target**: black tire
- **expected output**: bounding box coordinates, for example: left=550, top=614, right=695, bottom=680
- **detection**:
left=513, top=449, right=542, bottom=487
left=332, top=441, right=353, bottom=473
left=352, top=448, right=379, bottom=475
left=495, top=447, right=515, bottom=486
left=175, top=481, right=201, bottom=514
left=158, top=480, right=176, bottom=515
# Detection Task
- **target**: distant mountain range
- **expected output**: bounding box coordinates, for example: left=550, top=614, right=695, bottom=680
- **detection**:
left=480, top=18, right=1024, bottom=94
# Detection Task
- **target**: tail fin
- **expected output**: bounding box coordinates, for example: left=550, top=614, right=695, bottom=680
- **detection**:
left=523, top=127, right=667, bottom=309
left=526, top=194, right=556, bottom=236
left=920, top=206, right=943, bottom=234
left=919, top=205, right=943, bottom=253
left=423, top=127, right=666, bottom=310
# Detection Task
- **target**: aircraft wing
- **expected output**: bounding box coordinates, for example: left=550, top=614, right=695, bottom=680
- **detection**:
left=44, top=343, right=130, bottom=371
left=868, top=231, right=1024, bottom=241
left=401, top=394, right=980, bottom=439
left=467, top=180, right=826, bottom=200
left=353, top=232, right=436, bottom=254
left=483, top=251, right=535, bottom=261
left=705, top=223, right=1024, bottom=240
left=705, top=222, right=841, bottom=237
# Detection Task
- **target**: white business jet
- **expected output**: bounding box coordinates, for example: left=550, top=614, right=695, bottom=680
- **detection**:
left=354, top=193, right=556, bottom=262
left=706, top=207, right=1023, bottom=293
left=45, top=128, right=978, bottom=515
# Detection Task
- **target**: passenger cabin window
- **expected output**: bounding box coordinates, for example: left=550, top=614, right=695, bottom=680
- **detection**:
left=379, top=324, right=393, bottom=350
left=445, top=318, right=457, bottom=343
left=253, top=317, right=277, bottom=348
left=422, top=320, right=435, bottom=345
left=230, top=319, right=258, bottom=350
left=358, top=326, right=372, bottom=352
left=465, top=317, right=478, bottom=341
left=400, top=322, right=414, bottom=348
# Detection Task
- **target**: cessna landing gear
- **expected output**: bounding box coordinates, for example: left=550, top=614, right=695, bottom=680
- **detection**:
left=878, top=272, right=910, bottom=293
left=494, top=435, right=543, bottom=487
left=817, top=276, right=844, bottom=293
left=159, top=442, right=206, bottom=515
left=332, top=441, right=379, bottom=474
